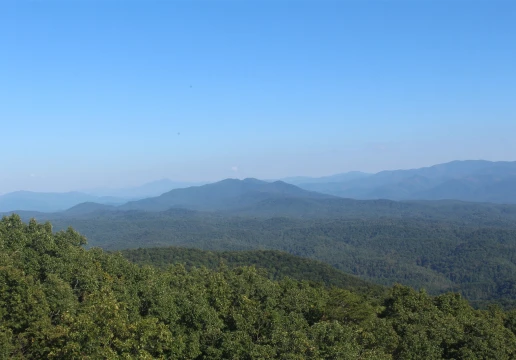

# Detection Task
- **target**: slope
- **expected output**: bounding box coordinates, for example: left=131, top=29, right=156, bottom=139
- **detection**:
left=119, top=247, right=385, bottom=296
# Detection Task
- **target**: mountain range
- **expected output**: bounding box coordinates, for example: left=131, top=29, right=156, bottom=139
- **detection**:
left=0, top=179, right=204, bottom=213
left=1, top=160, right=516, bottom=213
left=5, top=163, right=516, bottom=306
left=13, top=197, right=516, bottom=307
left=61, top=176, right=516, bottom=222
left=291, top=160, right=516, bottom=203
left=55, top=178, right=338, bottom=217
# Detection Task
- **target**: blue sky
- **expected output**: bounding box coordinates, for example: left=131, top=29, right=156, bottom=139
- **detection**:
left=1, top=0, right=515, bottom=193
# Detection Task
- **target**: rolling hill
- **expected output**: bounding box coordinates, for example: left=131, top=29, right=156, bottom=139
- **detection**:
left=119, top=247, right=385, bottom=296
left=4, top=215, right=516, bottom=358
left=20, top=207, right=516, bottom=307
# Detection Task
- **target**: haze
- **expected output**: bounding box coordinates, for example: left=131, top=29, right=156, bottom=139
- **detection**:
left=1, top=0, right=515, bottom=194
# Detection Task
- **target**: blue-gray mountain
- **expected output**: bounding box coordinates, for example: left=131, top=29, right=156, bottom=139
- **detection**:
left=0, top=179, right=204, bottom=213
left=2, top=160, right=516, bottom=213
left=291, top=160, right=516, bottom=203
left=6, top=174, right=516, bottom=307
left=0, top=191, right=128, bottom=213
left=118, top=178, right=336, bottom=212
left=82, top=179, right=205, bottom=198
left=279, top=171, right=371, bottom=185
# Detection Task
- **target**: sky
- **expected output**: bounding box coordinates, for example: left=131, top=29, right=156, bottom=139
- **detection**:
left=1, top=0, right=515, bottom=193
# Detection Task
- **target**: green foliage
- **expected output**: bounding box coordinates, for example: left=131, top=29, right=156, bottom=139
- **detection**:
left=38, top=209, right=516, bottom=307
left=2, top=214, right=516, bottom=358
left=119, top=247, right=386, bottom=298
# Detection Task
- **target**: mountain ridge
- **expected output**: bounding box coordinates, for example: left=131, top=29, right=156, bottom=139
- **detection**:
left=118, top=178, right=336, bottom=212
left=0, top=190, right=129, bottom=213
left=3, top=160, right=516, bottom=213
left=82, top=178, right=206, bottom=198
left=293, top=160, right=516, bottom=203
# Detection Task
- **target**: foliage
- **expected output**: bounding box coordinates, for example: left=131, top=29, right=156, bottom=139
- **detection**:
left=119, top=247, right=386, bottom=298
left=2, top=214, right=516, bottom=358
left=33, top=209, right=516, bottom=307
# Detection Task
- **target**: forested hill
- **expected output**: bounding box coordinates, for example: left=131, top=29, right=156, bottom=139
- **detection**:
left=15, top=207, right=516, bottom=308
left=119, top=247, right=386, bottom=297
left=3, top=214, right=516, bottom=359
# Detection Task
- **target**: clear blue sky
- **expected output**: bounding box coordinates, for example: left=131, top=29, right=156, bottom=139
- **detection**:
left=1, top=0, right=515, bottom=193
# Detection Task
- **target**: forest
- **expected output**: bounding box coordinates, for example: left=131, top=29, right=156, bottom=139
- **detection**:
left=29, top=207, right=516, bottom=308
left=2, top=214, right=516, bottom=359
left=119, top=247, right=387, bottom=299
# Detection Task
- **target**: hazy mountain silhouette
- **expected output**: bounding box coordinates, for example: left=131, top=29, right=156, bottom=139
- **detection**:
left=118, top=178, right=336, bottom=212
left=280, top=171, right=370, bottom=185
left=292, top=160, right=516, bottom=203
left=0, top=191, right=127, bottom=213
left=83, top=179, right=206, bottom=198
left=4, top=160, right=516, bottom=213
left=63, top=202, right=117, bottom=216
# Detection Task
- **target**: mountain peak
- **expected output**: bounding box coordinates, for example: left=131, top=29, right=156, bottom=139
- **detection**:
left=119, top=177, right=333, bottom=212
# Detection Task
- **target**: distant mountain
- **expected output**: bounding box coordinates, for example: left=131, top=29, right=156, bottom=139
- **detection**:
left=414, top=175, right=516, bottom=203
left=83, top=179, right=206, bottom=198
left=290, top=160, right=516, bottom=204
left=0, top=179, right=206, bottom=213
left=281, top=171, right=371, bottom=185
left=62, top=202, right=117, bottom=216
left=0, top=191, right=128, bottom=213
left=118, top=178, right=335, bottom=212
left=6, top=160, right=516, bottom=213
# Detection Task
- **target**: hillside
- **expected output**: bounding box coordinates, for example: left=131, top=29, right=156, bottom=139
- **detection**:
left=119, top=247, right=385, bottom=297
left=2, top=215, right=516, bottom=359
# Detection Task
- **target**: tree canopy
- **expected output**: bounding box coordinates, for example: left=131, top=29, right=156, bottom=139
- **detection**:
left=2, top=214, right=516, bottom=359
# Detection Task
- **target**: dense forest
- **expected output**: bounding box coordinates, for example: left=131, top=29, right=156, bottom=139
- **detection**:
left=3, top=214, right=516, bottom=358
left=28, top=208, right=516, bottom=308
left=119, top=247, right=386, bottom=299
